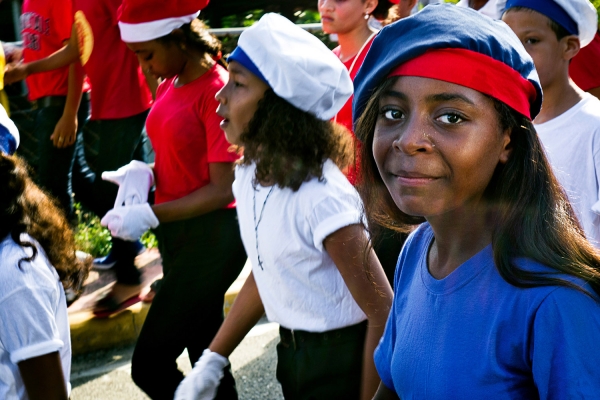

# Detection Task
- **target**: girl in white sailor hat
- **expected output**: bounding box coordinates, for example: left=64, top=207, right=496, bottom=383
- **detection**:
left=98, top=0, right=247, bottom=398
left=175, top=12, right=393, bottom=400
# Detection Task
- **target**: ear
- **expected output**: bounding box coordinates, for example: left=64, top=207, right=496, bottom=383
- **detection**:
left=365, top=0, right=378, bottom=15
left=498, top=127, right=513, bottom=164
left=562, top=35, right=581, bottom=62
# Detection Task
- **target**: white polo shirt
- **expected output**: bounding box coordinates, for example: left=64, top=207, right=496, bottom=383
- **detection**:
left=0, top=234, right=71, bottom=399
left=233, top=160, right=367, bottom=332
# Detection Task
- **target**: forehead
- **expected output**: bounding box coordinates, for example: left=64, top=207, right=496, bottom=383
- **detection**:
left=381, top=76, right=491, bottom=107
left=126, top=39, right=164, bottom=54
left=503, top=8, right=555, bottom=32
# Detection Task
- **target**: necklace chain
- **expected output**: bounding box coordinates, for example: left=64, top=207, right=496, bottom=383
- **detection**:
left=253, top=185, right=275, bottom=270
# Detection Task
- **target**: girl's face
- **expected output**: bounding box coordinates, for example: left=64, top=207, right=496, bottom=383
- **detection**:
left=318, top=0, right=376, bottom=35
left=372, top=76, right=512, bottom=218
left=127, top=39, right=186, bottom=80
left=215, top=61, right=269, bottom=146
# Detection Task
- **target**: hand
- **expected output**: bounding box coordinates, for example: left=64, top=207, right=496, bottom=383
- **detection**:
left=2, top=42, right=23, bottom=64
left=102, top=160, right=154, bottom=207
left=3, top=62, right=28, bottom=85
left=101, top=203, right=159, bottom=241
left=174, top=349, right=229, bottom=400
left=50, top=113, right=77, bottom=148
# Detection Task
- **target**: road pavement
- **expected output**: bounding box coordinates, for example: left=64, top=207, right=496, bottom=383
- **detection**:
left=70, top=318, right=284, bottom=400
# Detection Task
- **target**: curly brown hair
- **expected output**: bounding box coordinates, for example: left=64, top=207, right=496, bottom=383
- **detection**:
left=0, top=153, right=90, bottom=294
left=238, top=89, right=354, bottom=191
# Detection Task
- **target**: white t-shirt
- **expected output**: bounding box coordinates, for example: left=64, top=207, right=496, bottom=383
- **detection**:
left=456, top=0, right=506, bottom=19
left=233, top=160, right=367, bottom=332
left=536, top=93, right=600, bottom=247
left=0, top=234, right=71, bottom=399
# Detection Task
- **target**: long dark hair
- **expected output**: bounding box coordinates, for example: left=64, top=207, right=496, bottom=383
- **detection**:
left=158, top=19, right=226, bottom=68
left=239, top=89, right=353, bottom=191
left=355, top=76, right=600, bottom=298
left=0, top=154, right=90, bottom=293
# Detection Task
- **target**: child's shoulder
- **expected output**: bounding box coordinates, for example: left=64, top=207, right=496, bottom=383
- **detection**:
left=578, top=93, right=600, bottom=118
left=0, top=234, right=57, bottom=299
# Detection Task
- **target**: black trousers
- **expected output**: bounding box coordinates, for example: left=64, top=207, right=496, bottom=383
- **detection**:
left=276, top=321, right=367, bottom=400
left=131, top=208, right=247, bottom=400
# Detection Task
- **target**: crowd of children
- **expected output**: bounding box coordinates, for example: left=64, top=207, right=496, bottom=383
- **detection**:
left=2, top=0, right=600, bottom=399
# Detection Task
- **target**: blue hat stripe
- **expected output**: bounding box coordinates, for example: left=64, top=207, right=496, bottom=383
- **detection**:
left=352, top=4, right=543, bottom=127
left=0, top=125, right=18, bottom=155
left=227, top=46, right=269, bottom=85
left=505, top=0, right=578, bottom=36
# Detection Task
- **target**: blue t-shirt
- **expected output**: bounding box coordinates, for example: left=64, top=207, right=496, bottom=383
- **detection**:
left=374, top=223, right=600, bottom=399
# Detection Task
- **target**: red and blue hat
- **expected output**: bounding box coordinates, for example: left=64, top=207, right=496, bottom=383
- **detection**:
left=352, top=3, right=543, bottom=133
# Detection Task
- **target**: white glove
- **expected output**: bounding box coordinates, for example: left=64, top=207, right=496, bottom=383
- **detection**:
left=101, top=203, right=159, bottom=241
left=174, top=349, right=229, bottom=400
left=102, top=160, right=154, bottom=207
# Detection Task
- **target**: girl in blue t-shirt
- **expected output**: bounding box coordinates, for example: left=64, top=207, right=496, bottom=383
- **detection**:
left=353, top=4, right=600, bottom=399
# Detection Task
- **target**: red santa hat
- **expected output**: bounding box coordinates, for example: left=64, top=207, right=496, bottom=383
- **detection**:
left=118, top=0, right=210, bottom=43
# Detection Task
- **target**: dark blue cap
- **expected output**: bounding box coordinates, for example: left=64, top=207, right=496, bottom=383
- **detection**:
left=505, top=0, right=579, bottom=36
left=352, top=3, right=543, bottom=130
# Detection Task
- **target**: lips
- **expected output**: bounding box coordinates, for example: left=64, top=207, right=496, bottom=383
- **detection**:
left=392, top=169, right=439, bottom=186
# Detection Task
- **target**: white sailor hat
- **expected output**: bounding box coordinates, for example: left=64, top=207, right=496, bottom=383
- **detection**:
left=505, top=0, right=598, bottom=48
left=228, top=13, right=353, bottom=121
left=0, top=105, right=19, bottom=155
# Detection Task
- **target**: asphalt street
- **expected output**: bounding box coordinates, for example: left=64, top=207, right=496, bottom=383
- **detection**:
left=70, top=318, right=284, bottom=400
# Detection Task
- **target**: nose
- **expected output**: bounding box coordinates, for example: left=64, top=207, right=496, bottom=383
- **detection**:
left=318, top=0, right=334, bottom=12
left=392, top=113, right=435, bottom=155
left=215, top=85, right=226, bottom=104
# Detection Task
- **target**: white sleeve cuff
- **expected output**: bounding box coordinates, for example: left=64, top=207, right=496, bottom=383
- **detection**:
left=313, top=210, right=361, bottom=252
left=10, top=339, right=64, bottom=364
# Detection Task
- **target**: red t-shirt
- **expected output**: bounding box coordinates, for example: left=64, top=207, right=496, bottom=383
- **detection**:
left=73, top=0, right=152, bottom=120
left=570, top=31, right=600, bottom=92
left=22, top=0, right=72, bottom=101
left=145, top=64, right=239, bottom=205
left=332, top=35, right=375, bottom=185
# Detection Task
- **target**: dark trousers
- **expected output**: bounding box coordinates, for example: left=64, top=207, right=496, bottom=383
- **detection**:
left=276, top=321, right=367, bottom=400
left=17, top=96, right=89, bottom=217
left=72, top=110, right=149, bottom=285
left=131, top=208, right=247, bottom=400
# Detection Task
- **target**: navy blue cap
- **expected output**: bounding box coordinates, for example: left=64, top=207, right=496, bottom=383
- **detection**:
left=505, top=0, right=578, bottom=36
left=352, top=3, right=543, bottom=130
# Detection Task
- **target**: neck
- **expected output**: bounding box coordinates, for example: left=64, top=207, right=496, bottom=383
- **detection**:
left=426, top=203, right=493, bottom=279
left=469, top=0, right=489, bottom=10
left=336, top=22, right=375, bottom=62
left=175, top=52, right=215, bottom=87
left=535, top=75, right=583, bottom=124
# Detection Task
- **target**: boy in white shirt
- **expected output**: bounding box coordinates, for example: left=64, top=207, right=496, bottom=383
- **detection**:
left=503, top=0, right=600, bottom=246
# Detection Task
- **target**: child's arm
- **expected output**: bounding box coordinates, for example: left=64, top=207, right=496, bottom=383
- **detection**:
left=208, top=271, right=265, bottom=357
left=151, top=162, right=235, bottom=223
left=18, top=351, right=68, bottom=400
left=50, top=42, right=84, bottom=149
left=373, top=383, right=401, bottom=400
left=174, top=272, right=264, bottom=399
left=3, top=24, right=79, bottom=85
left=324, top=224, right=393, bottom=400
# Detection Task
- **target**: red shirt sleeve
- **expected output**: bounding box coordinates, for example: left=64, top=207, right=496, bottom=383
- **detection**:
left=52, top=0, right=74, bottom=44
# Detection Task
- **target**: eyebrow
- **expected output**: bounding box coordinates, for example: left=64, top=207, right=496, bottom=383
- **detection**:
left=425, top=93, right=475, bottom=106
left=228, top=64, right=248, bottom=76
left=381, top=90, right=475, bottom=106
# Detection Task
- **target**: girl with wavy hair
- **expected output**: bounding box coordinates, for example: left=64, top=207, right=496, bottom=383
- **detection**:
left=351, top=4, right=600, bottom=398
left=174, top=13, right=393, bottom=400
left=0, top=106, right=90, bottom=399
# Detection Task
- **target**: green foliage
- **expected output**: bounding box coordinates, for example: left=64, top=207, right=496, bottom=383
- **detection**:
left=73, top=203, right=112, bottom=257
left=73, top=203, right=158, bottom=257
left=592, top=0, right=600, bottom=24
